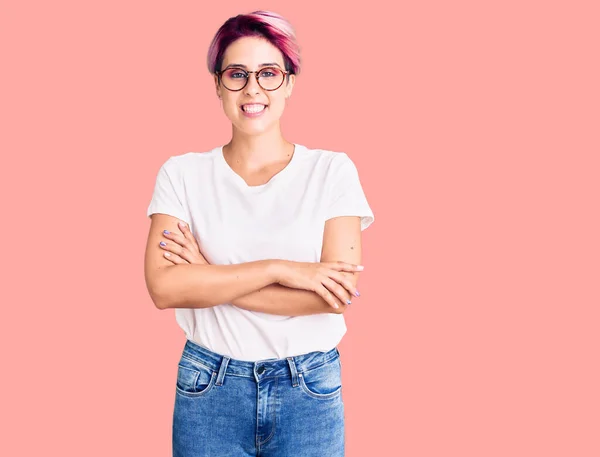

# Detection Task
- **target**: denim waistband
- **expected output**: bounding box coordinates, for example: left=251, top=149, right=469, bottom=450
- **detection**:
left=181, top=339, right=340, bottom=384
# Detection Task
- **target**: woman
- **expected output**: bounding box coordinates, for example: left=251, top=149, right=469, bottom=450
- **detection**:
left=144, top=10, right=374, bottom=456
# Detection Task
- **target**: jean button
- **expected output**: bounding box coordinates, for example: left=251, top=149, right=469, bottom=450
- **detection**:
left=257, top=366, right=265, bottom=374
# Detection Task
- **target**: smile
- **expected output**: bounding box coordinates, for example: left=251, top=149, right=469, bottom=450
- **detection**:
left=240, top=104, right=268, bottom=117
left=242, top=104, right=267, bottom=113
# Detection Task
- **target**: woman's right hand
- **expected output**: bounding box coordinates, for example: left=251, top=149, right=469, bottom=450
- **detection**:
left=272, top=260, right=363, bottom=310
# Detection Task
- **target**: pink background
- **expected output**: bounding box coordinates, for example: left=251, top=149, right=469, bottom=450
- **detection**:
left=2, top=1, right=599, bottom=455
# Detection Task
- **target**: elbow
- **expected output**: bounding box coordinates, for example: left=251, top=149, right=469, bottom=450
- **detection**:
left=146, top=271, right=175, bottom=310
left=148, top=285, right=171, bottom=310
left=145, top=266, right=213, bottom=310
left=146, top=265, right=182, bottom=310
left=149, top=282, right=191, bottom=310
left=153, top=296, right=169, bottom=310
left=148, top=285, right=212, bottom=310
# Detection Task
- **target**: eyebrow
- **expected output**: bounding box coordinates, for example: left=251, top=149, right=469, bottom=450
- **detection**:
left=223, top=62, right=282, bottom=69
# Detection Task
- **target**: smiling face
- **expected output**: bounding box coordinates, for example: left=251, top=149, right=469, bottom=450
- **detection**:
left=214, top=36, right=295, bottom=136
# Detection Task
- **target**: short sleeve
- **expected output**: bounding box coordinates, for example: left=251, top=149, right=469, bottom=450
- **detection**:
left=146, top=157, right=190, bottom=224
left=325, top=153, right=374, bottom=231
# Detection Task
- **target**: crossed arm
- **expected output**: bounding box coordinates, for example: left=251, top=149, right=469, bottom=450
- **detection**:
left=144, top=214, right=363, bottom=316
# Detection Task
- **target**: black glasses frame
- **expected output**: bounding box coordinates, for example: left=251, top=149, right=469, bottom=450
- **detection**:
left=216, top=67, right=290, bottom=92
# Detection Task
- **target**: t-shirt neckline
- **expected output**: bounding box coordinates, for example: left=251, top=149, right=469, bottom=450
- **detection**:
left=217, top=143, right=302, bottom=191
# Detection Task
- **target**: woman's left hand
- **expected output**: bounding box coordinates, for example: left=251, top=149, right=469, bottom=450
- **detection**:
left=159, top=221, right=209, bottom=265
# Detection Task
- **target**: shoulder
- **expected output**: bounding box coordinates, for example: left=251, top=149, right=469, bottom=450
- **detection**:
left=166, top=146, right=221, bottom=168
left=155, top=146, right=222, bottom=179
left=296, top=144, right=354, bottom=173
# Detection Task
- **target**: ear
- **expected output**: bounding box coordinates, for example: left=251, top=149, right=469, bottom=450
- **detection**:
left=214, top=74, right=221, bottom=99
left=285, top=74, right=296, bottom=99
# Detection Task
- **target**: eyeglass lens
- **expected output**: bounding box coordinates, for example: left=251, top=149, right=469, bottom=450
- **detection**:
left=221, top=67, right=285, bottom=91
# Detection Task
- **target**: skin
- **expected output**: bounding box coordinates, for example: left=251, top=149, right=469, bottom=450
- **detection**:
left=144, top=36, right=364, bottom=315
left=214, top=36, right=296, bottom=182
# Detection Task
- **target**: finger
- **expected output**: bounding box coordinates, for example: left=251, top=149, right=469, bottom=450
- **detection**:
left=315, top=285, right=344, bottom=310
left=178, top=221, right=201, bottom=250
left=163, top=251, right=189, bottom=264
left=159, top=240, right=191, bottom=263
left=332, top=271, right=360, bottom=297
left=327, top=270, right=360, bottom=298
left=162, top=230, right=189, bottom=250
left=164, top=226, right=207, bottom=265
left=327, top=261, right=364, bottom=273
left=322, top=277, right=353, bottom=306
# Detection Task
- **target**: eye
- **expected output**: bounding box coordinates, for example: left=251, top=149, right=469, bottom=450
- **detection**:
left=224, top=69, right=247, bottom=79
left=259, top=67, right=281, bottom=78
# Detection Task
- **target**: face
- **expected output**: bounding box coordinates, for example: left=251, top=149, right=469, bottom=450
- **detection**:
left=214, top=36, right=295, bottom=136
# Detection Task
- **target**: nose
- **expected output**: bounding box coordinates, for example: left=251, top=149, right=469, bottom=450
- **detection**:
left=244, top=72, right=261, bottom=95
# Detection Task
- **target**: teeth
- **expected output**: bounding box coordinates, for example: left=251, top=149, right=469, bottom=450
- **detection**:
left=242, top=104, right=266, bottom=113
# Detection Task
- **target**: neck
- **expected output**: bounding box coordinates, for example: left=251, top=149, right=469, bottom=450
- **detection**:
left=224, top=125, right=293, bottom=168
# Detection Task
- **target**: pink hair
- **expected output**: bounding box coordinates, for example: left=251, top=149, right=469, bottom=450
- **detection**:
left=207, top=10, right=301, bottom=76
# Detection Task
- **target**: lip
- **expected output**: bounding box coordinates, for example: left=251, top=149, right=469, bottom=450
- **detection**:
left=240, top=104, right=268, bottom=118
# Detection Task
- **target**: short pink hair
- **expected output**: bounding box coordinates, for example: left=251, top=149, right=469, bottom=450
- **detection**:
left=207, top=10, right=301, bottom=76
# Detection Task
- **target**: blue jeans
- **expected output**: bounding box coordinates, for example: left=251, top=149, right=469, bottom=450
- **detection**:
left=172, top=339, right=345, bottom=456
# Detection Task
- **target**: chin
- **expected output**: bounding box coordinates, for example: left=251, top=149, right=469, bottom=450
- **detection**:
left=235, top=120, right=278, bottom=135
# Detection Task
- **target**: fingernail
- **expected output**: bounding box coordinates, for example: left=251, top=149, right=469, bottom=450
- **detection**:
left=160, top=241, right=166, bottom=246
left=178, top=221, right=187, bottom=228
left=354, top=290, right=360, bottom=297
left=163, top=230, right=170, bottom=234
left=346, top=299, right=352, bottom=305
left=357, top=265, right=364, bottom=271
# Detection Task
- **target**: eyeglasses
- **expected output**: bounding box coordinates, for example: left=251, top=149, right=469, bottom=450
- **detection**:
left=216, top=66, right=290, bottom=91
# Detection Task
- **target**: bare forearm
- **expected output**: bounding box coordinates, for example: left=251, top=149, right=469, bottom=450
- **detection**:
left=231, top=284, right=344, bottom=316
left=232, top=271, right=358, bottom=316
left=154, top=260, right=277, bottom=309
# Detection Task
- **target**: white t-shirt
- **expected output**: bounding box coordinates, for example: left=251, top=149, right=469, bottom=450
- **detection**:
left=146, top=143, right=374, bottom=361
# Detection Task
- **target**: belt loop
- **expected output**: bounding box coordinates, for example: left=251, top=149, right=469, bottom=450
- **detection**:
left=215, top=356, right=230, bottom=386
left=287, top=357, right=299, bottom=387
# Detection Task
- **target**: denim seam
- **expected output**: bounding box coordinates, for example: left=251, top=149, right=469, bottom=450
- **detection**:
left=216, top=356, right=230, bottom=386
left=180, top=353, right=214, bottom=372
left=258, top=376, right=278, bottom=446
left=287, top=357, right=299, bottom=387
left=255, top=380, right=260, bottom=450
left=298, top=355, right=339, bottom=376
left=177, top=365, right=203, bottom=387
left=175, top=371, right=217, bottom=398
left=181, top=352, right=338, bottom=378
left=219, top=372, right=249, bottom=379
left=298, top=374, right=342, bottom=400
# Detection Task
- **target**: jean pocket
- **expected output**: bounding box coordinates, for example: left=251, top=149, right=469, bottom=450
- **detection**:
left=175, top=354, right=217, bottom=398
left=298, top=357, right=342, bottom=400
